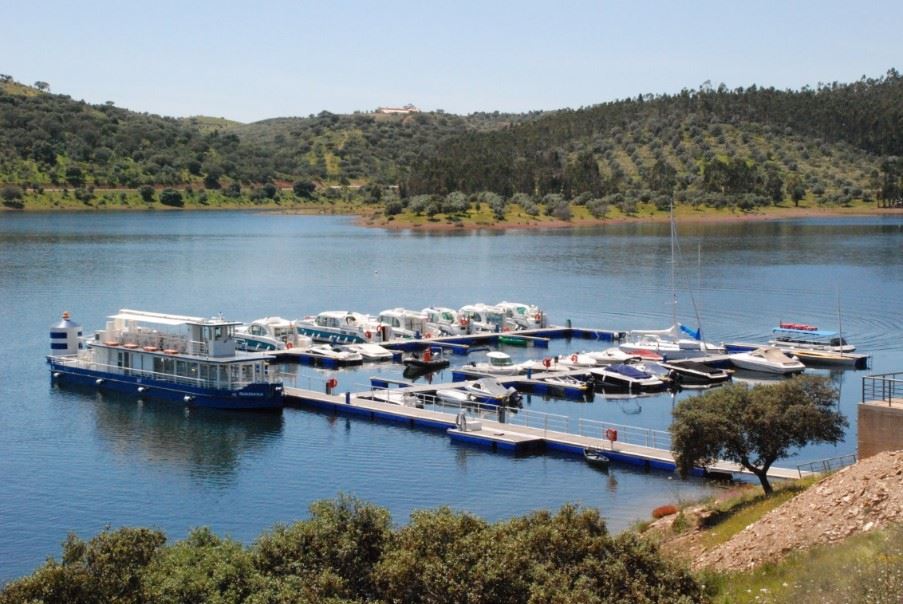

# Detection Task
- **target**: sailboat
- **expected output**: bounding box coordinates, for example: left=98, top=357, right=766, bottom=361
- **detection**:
left=619, top=202, right=724, bottom=361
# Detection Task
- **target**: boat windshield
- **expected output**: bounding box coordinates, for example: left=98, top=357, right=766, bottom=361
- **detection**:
left=490, top=356, right=513, bottom=367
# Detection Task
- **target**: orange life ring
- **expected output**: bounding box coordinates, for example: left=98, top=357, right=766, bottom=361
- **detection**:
left=570, top=354, right=578, bottom=362
left=327, top=378, right=338, bottom=389
left=425, top=332, right=432, bottom=339
left=543, top=357, right=551, bottom=368
left=286, top=342, right=293, bottom=349
left=459, top=317, right=469, bottom=326
left=534, top=312, right=542, bottom=321
left=365, top=330, right=372, bottom=339
left=605, top=428, right=618, bottom=442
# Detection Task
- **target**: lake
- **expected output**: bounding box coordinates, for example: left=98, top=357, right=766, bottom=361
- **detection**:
left=1, top=211, right=901, bottom=583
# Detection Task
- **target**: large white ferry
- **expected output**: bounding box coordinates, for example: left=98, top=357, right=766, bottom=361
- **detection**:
left=47, top=310, right=284, bottom=411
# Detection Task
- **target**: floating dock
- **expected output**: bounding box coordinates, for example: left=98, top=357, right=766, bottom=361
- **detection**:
left=284, top=385, right=805, bottom=480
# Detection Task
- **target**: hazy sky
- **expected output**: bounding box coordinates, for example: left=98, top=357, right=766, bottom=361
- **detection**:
left=3, top=1, right=900, bottom=123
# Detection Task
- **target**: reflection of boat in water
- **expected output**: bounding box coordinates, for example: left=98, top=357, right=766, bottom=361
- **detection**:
left=583, top=447, right=611, bottom=470
left=729, top=346, right=805, bottom=375
left=56, top=382, right=284, bottom=481
left=47, top=310, right=284, bottom=411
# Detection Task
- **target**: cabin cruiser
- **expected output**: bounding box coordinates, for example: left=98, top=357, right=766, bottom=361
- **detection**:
left=589, top=363, right=667, bottom=392
left=496, top=301, right=545, bottom=330
left=458, top=304, right=506, bottom=334
left=619, top=323, right=725, bottom=360
left=729, top=346, right=805, bottom=375
left=584, top=347, right=643, bottom=365
left=422, top=306, right=467, bottom=336
left=47, top=310, right=284, bottom=411
left=305, top=344, right=364, bottom=365
left=235, top=317, right=312, bottom=352
left=343, top=342, right=394, bottom=362
left=659, top=359, right=733, bottom=387
left=468, top=351, right=521, bottom=375
left=296, top=311, right=384, bottom=344
left=555, top=352, right=600, bottom=368
left=377, top=308, right=441, bottom=339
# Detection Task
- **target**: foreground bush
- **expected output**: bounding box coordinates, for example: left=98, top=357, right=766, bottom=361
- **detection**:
left=1, top=497, right=704, bottom=603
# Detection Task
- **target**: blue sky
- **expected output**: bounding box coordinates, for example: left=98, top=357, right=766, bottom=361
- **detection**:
left=2, top=1, right=900, bottom=123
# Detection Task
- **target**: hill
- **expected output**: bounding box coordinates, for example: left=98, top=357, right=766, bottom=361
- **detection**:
left=1, top=71, right=902, bottom=214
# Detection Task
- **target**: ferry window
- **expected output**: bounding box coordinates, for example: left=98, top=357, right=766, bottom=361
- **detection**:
left=241, top=365, right=253, bottom=383
left=214, top=326, right=223, bottom=339
left=219, top=365, right=230, bottom=386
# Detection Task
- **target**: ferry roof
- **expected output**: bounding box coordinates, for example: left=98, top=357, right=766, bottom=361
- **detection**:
left=111, top=309, right=242, bottom=327
left=772, top=327, right=839, bottom=338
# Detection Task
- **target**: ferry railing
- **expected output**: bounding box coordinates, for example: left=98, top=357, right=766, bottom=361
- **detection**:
left=862, top=372, right=903, bottom=406
left=577, top=418, right=672, bottom=450
left=796, top=453, right=857, bottom=478
left=50, top=356, right=281, bottom=388
left=96, top=330, right=209, bottom=356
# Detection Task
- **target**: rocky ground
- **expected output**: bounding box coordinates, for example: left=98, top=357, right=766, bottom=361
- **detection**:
left=655, top=450, right=903, bottom=572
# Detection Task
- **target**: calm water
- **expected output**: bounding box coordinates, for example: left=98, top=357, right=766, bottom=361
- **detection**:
left=1, top=212, right=901, bottom=583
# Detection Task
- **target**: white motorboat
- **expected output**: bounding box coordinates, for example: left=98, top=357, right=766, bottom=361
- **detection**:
left=729, top=346, right=805, bottom=375
left=589, top=363, right=667, bottom=392
left=659, top=359, right=733, bottom=386
left=458, top=304, right=506, bottom=333
left=296, top=311, right=384, bottom=344
left=584, top=347, right=642, bottom=365
left=235, top=316, right=312, bottom=352
left=422, top=306, right=467, bottom=336
left=468, top=351, right=521, bottom=375
left=366, top=388, right=422, bottom=408
left=464, top=378, right=522, bottom=406
left=769, top=322, right=856, bottom=353
left=539, top=374, right=592, bottom=393
left=377, top=308, right=441, bottom=339
left=343, top=342, right=394, bottom=362
left=496, top=301, right=545, bottom=330
left=555, top=351, right=600, bottom=368
left=305, top=343, right=364, bottom=365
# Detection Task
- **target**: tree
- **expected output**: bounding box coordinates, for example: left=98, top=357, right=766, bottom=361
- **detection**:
left=159, top=188, right=183, bottom=207
left=671, top=376, right=846, bottom=494
left=292, top=179, right=316, bottom=199
left=138, top=185, right=155, bottom=203
left=33, top=80, right=50, bottom=91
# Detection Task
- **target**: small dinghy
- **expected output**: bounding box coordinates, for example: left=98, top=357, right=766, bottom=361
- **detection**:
left=583, top=447, right=611, bottom=469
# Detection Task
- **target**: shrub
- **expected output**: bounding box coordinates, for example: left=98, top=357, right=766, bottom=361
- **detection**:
left=159, top=188, right=183, bottom=207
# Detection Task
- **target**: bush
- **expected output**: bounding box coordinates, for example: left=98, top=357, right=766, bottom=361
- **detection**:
left=138, top=185, right=155, bottom=203
left=159, top=188, right=183, bottom=207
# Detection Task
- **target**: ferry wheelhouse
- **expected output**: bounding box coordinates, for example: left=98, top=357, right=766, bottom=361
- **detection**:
left=47, top=310, right=283, bottom=411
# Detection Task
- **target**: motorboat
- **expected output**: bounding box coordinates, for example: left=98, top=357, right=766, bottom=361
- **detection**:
left=620, top=324, right=725, bottom=360
left=659, top=359, right=733, bottom=386
left=496, top=301, right=545, bottom=330
left=583, top=447, right=611, bottom=469
left=584, top=347, right=643, bottom=365
left=343, top=342, right=394, bottom=362
left=539, top=374, right=593, bottom=394
left=630, top=361, right=677, bottom=388
left=365, top=388, right=423, bottom=408
left=402, top=348, right=450, bottom=371
left=770, top=322, right=856, bottom=353
left=422, top=306, right=467, bottom=336
left=46, top=310, right=283, bottom=411
left=435, top=388, right=472, bottom=405
left=464, top=377, right=522, bottom=406
left=377, top=308, right=441, bottom=339
left=555, top=352, right=600, bottom=368
left=458, top=304, right=506, bottom=334
left=589, top=363, right=667, bottom=392
left=235, top=316, right=312, bottom=352
left=786, top=348, right=871, bottom=369
left=729, top=346, right=805, bottom=375
left=296, top=311, right=384, bottom=344
left=305, top=343, right=364, bottom=365
left=468, top=351, right=521, bottom=375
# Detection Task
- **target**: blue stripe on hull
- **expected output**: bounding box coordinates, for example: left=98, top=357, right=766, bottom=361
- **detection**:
left=297, top=327, right=366, bottom=344
left=49, top=362, right=283, bottom=411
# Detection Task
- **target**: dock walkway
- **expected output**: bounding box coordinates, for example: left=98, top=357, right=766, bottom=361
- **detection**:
left=285, top=386, right=805, bottom=480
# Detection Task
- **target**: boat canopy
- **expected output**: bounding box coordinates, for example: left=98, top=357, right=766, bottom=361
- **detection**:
left=772, top=327, right=840, bottom=339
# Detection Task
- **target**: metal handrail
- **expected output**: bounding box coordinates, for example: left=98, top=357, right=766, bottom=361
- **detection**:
left=577, top=418, right=671, bottom=449
left=796, top=453, right=857, bottom=477
left=862, top=372, right=903, bottom=406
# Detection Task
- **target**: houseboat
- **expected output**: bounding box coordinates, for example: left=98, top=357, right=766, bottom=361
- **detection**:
left=47, top=310, right=283, bottom=411
left=296, top=311, right=384, bottom=344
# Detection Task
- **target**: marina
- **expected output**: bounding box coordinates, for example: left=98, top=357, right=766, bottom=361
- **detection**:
left=3, top=211, right=901, bottom=585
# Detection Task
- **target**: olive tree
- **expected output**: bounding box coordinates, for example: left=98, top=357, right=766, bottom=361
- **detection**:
left=671, top=376, right=846, bottom=495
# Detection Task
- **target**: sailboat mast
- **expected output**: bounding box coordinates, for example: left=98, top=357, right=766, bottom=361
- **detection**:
left=670, top=200, right=677, bottom=328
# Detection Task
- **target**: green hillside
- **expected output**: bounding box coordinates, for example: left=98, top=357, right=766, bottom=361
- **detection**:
left=1, top=70, right=902, bottom=214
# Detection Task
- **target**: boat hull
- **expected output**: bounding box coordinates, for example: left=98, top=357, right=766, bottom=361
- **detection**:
left=48, top=359, right=283, bottom=411
left=297, top=326, right=368, bottom=344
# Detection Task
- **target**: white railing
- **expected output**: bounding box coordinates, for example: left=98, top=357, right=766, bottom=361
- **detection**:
left=95, top=330, right=210, bottom=356
left=577, top=418, right=671, bottom=449
left=50, top=356, right=280, bottom=389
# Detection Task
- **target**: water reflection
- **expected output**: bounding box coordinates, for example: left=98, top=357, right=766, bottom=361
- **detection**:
left=53, top=383, right=283, bottom=484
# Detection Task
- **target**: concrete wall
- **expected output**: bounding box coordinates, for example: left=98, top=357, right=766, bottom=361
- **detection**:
left=858, top=402, right=903, bottom=459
